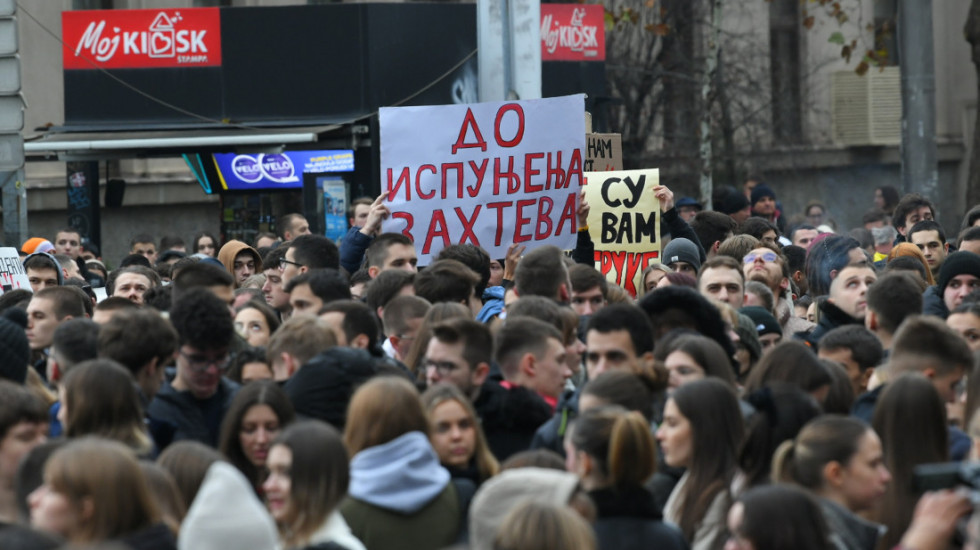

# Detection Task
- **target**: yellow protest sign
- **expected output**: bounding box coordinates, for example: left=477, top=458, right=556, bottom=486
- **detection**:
left=584, top=169, right=661, bottom=296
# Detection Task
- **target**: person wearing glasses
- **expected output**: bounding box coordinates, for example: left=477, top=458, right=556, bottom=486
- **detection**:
left=148, top=287, right=240, bottom=448
left=743, top=243, right=814, bottom=337
left=280, top=234, right=340, bottom=288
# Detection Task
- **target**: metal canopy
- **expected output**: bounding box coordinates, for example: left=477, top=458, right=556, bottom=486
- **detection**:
left=24, top=123, right=368, bottom=161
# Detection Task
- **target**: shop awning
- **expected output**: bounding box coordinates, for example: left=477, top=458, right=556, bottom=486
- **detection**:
left=24, top=123, right=367, bottom=161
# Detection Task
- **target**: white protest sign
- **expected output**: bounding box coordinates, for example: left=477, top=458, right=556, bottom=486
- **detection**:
left=0, top=247, right=31, bottom=293
left=380, top=94, right=585, bottom=264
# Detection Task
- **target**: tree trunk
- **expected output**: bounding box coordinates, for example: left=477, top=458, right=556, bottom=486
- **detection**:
left=966, top=0, right=980, bottom=211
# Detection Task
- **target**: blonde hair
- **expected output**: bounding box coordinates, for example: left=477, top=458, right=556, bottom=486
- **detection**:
left=421, top=384, right=500, bottom=482
left=493, top=500, right=596, bottom=550
left=45, top=438, right=160, bottom=542
left=344, top=376, right=429, bottom=456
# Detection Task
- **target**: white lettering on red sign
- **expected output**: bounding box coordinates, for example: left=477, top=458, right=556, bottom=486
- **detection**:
left=63, top=8, right=222, bottom=69
left=539, top=4, right=605, bottom=62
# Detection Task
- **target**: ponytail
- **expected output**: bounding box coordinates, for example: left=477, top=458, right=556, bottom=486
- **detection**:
left=571, top=406, right=655, bottom=489
left=771, top=415, right=869, bottom=490
left=770, top=439, right=797, bottom=484
left=608, top=411, right=656, bottom=487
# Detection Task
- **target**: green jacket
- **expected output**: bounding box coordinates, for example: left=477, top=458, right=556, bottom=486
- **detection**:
left=339, top=484, right=461, bottom=550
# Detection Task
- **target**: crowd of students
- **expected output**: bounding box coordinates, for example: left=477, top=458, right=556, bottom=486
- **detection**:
left=0, top=181, right=979, bottom=550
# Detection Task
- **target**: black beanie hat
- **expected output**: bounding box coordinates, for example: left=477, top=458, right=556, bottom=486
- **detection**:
left=0, top=307, right=31, bottom=384
left=937, top=252, right=980, bottom=294
left=751, top=183, right=777, bottom=206
left=716, top=190, right=750, bottom=215
left=740, top=306, right=782, bottom=336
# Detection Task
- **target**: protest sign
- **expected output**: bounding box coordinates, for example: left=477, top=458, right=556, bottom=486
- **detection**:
left=584, top=169, right=661, bottom=296
left=380, top=94, right=585, bottom=265
left=0, top=248, right=31, bottom=293
left=584, top=133, right=622, bottom=172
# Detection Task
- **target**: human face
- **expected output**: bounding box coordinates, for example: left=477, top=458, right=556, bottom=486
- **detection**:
left=288, top=284, right=323, bottom=317
left=288, top=218, right=311, bottom=240
left=533, top=337, right=571, bottom=400
left=753, top=196, right=776, bottom=217
left=241, top=362, right=274, bottom=384
left=792, top=229, right=818, bottom=249
left=0, top=421, right=46, bottom=485
left=670, top=262, right=697, bottom=277
left=585, top=329, right=640, bottom=380
left=819, top=347, right=865, bottom=394
left=656, top=398, right=693, bottom=468
left=488, top=260, right=504, bottom=287
left=114, top=272, right=152, bottom=305
left=27, top=268, right=59, bottom=293
left=352, top=204, right=371, bottom=227
left=699, top=267, right=745, bottom=309
left=806, top=206, right=825, bottom=226
left=131, top=242, right=157, bottom=264
left=239, top=404, right=281, bottom=467
left=874, top=189, right=885, bottom=210
left=571, top=286, right=606, bottom=316
left=829, top=266, right=876, bottom=320
left=55, top=231, right=81, bottom=259
left=263, top=445, right=293, bottom=523
left=381, top=244, right=418, bottom=273
left=743, top=248, right=783, bottom=292
left=902, top=206, right=934, bottom=235
left=279, top=247, right=303, bottom=287
left=425, top=338, right=479, bottom=396
left=429, top=400, right=477, bottom=469
left=760, top=230, right=778, bottom=247
left=759, top=333, right=782, bottom=352
left=644, top=269, right=667, bottom=293
left=944, top=275, right=980, bottom=312
left=731, top=206, right=752, bottom=225
left=233, top=251, right=257, bottom=283
left=725, top=502, right=755, bottom=550
left=910, top=230, right=947, bottom=273
left=948, top=312, right=980, bottom=352
left=678, top=206, right=699, bottom=223
left=27, top=297, right=61, bottom=351
left=837, top=430, right=891, bottom=513
left=262, top=268, right=290, bottom=311
left=196, top=236, right=216, bottom=257
left=175, top=345, right=230, bottom=399
left=565, top=336, right=586, bottom=377
left=29, top=483, right=79, bottom=538
left=665, top=350, right=705, bottom=390
left=235, top=307, right=272, bottom=347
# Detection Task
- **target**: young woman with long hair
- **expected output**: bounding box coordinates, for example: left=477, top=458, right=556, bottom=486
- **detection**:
left=566, top=406, right=686, bottom=550
left=341, top=376, right=464, bottom=550
left=29, top=438, right=173, bottom=548
left=726, top=484, right=834, bottom=550
left=59, top=359, right=153, bottom=456
left=263, top=420, right=365, bottom=550
left=773, top=415, right=891, bottom=550
left=421, top=383, right=499, bottom=486
left=218, top=380, right=295, bottom=494
left=657, top=378, right=745, bottom=549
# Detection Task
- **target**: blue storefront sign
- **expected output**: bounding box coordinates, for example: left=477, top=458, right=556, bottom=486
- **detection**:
left=213, top=150, right=354, bottom=190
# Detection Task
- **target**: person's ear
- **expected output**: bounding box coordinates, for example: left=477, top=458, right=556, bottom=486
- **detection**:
left=368, top=266, right=380, bottom=279
left=822, top=460, right=844, bottom=488
left=829, top=269, right=839, bottom=281
left=351, top=333, right=370, bottom=350
left=860, top=368, right=874, bottom=391
left=472, top=362, right=490, bottom=386
left=519, top=352, right=537, bottom=378
left=865, top=310, right=878, bottom=331
left=922, top=367, right=937, bottom=380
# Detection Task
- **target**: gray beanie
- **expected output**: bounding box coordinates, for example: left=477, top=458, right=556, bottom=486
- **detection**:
left=662, top=238, right=701, bottom=272
left=469, top=467, right=581, bottom=550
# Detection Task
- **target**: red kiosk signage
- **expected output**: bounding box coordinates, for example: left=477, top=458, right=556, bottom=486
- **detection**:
left=62, top=8, right=222, bottom=69
left=540, top=5, right=605, bottom=62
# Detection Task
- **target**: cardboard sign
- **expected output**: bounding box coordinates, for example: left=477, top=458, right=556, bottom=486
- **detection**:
left=585, top=133, right=622, bottom=172
left=584, top=169, right=661, bottom=296
left=381, top=95, right=586, bottom=264
left=540, top=5, right=605, bottom=61
left=63, top=8, right=222, bottom=70
left=0, top=248, right=31, bottom=294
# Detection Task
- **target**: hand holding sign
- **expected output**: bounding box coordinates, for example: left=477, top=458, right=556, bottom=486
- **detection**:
left=503, top=243, right=526, bottom=281
left=577, top=189, right=590, bottom=227
left=653, top=185, right=674, bottom=212
left=360, top=192, right=390, bottom=237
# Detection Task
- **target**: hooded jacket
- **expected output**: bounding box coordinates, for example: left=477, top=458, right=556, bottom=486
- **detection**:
left=473, top=380, right=553, bottom=461
left=340, top=431, right=460, bottom=550
left=805, top=299, right=862, bottom=349
left=179, top=462, right=278, bottom=550
left=23, top=251, right=65, bottom=286
left=217, top=240, right=262, bottom=287
left=298, top=512, right=366, bottom=550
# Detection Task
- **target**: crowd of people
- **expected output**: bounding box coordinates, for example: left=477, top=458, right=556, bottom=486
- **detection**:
left=0, top=180, right=979, bottom=550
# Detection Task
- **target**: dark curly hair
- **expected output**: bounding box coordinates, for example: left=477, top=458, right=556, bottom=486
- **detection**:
left=169, top=287, right=235, bottom=350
